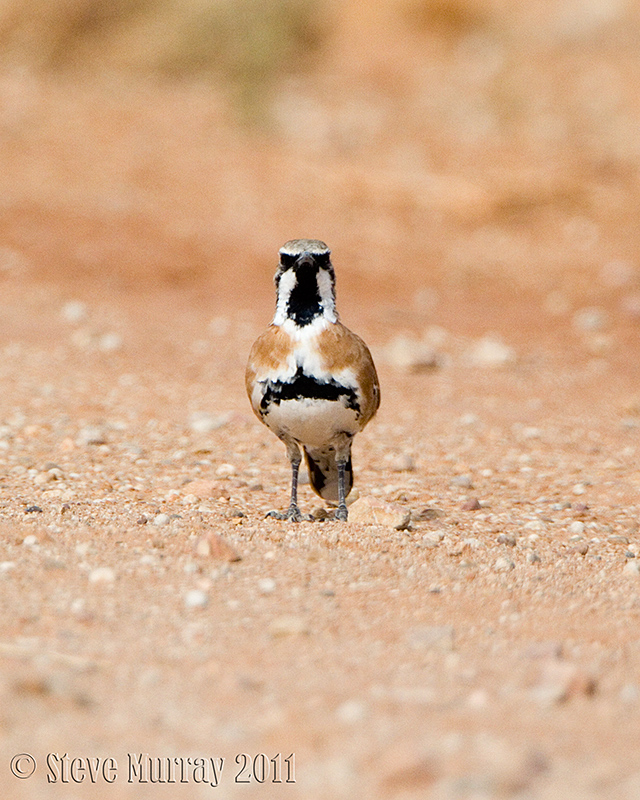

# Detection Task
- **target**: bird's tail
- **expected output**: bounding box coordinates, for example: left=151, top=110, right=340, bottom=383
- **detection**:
left=304, top=446, right=353, bottom=505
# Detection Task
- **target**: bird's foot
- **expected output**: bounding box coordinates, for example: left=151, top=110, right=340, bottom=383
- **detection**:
left=266, top=505, right=314, bottom=523
left=334, top=504, right=349, bottom=522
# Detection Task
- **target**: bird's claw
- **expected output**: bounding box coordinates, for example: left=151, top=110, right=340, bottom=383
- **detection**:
left=266, top=505, right=314, bottom=523
left=334, top=505, right=348, bottom=522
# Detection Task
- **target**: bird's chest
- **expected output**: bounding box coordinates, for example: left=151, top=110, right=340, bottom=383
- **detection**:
left=260, top=340, right=360, bottom=444
left=262, top=394, right=359, bottom=448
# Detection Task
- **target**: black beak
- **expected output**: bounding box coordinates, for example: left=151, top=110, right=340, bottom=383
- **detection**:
left=296, top=253, right=315, bottom=268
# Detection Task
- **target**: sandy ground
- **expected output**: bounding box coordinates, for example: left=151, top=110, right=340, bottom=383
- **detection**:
left=2, top=9, right=640, bottom=795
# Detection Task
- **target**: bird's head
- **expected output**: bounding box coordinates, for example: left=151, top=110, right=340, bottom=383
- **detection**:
left=273, top=239, right=337, bottom=327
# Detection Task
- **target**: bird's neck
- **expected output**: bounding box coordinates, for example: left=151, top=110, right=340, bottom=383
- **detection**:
left=273, top=269, right=337, bottom=327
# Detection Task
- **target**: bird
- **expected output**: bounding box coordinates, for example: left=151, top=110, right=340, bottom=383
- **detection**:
left=246, top=239, right=380, bottom=522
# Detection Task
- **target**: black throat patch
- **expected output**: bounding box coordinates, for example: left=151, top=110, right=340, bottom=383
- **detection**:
left=286, top=267, right=322, bottom=326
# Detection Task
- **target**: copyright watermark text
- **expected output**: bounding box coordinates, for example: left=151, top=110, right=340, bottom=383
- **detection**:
left=10, top=752, right=296, bottom=786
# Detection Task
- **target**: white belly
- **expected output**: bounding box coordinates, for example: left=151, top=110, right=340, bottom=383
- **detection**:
left=263, top=397, right=359, bottom=448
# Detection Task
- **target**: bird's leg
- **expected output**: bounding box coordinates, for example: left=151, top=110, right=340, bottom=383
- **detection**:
left=267, top=441, right=312, bottom=522
left=335, top=459, right=349, bottom=522
left=286, top=458, right=303, bottom=520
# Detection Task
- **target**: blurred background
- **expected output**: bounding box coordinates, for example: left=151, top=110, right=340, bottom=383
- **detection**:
left=3, top=6, right=640, bottom=798
left=0, top=0, right=639, bottom=328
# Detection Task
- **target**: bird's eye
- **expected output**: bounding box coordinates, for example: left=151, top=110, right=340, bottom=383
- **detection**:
left=279, top=253, right=297, bottom=268
left=314, top=252, right=331, bottom=267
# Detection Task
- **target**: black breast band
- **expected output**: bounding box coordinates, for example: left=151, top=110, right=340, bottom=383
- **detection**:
left=261, top=366, right=359, bottom=412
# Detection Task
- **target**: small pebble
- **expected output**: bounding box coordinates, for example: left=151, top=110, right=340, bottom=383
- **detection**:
left=571, top=542, right=589, bottom=556
left=88, top=567, right=116, bottom=584
left=188, top=412, right=229, bottom=434
left=623, top=561, right=640, bottom=576
left=407, top=625, right=454, bottom=652
left=531, top=660, right=596, bottom=705
left=195, top=532, right=241, bottom=562
left=269, top=615, right=309, bottom=637
left=61, top=300, right=87, bottom=324
left=497, top=533, right=516, bottom=547
left=451, top=474, right=473, bottom=489
left=468, top=335, right=516, bottom=367
left=461, top=497, right=482, bottom=511
left=153, top=513, right=170, bottom=526
left=335, top=699, right=367, bottom=724
left=215, top=463, right=236, bottom=478
left=348, top=496, right=411, bottom=530
left=76, top=425, right=107, bottom=446
left=600, top=259, right=635, bottom=288
left=383, top=335, right=440, bottom=371
left=413, top=507, right=442, bottom=521
left=25, top=506, right=43, bottom=514
left=494, top=556, right=515, bottom=572
left=258, top=578, right=276, bottom=594
left=527, top=551, right=542, bottom=564
left=98, top=332, right=122, bottom=352
left=22, top=535, right=38, bottom=547
left=619, top=684, right=640, bottom=704
left=389, top=453, right=415, bottom=472
left=608, top=535, right=629, bottom=545
left=184, top=589, right=209, bottom=608
left=569, top=521, right=585, bottom=535
left=572, top=306, right=609, bottom=332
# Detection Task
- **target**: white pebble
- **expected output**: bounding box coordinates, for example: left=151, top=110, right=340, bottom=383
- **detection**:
left=468, top=335, right=516, bottom=367
left=383, top=334, right=439, bottom=371
left=569, top=521, right=585, bottom=535
left=0, top=561, right=15, bottom=572
left=98, top=332, right=122, bottom=352
left=153, top=513, right=170, bottom=526
left=623, top=561, right=640, bottom=576
left=600, top=259, right=636, bottom=288
left=269, top=615, right=309, bottom=637
left=466, top=689, right=489, bottom=708
left=88, top=567, right=115, bottom=583
left=215, top=463, right=236, bottom=477
left=76, top=425, right=107, bottom=446
left=188, top=412, right=229, bottom=434
left=335, top=699, right=367, bottom=724
left=70, top=598, right=85, bottom=615
left=389, top=453, right=415, bottom=472
left=573, top=306, right=609, bottom=332
left=620, top=684, right=640, bottom=703
left=258, top=578, right=276, bottom=594
left=494, top=556, right=515, bottom=572
left=407, top=625, right=455, bottom=651
left=572, top=483, right=586, bottom=495
left=184, top=589, right=209, bottom=608
left=22, top=535, right=38, bottom=547
left=61, top=300, right=87, bottom=324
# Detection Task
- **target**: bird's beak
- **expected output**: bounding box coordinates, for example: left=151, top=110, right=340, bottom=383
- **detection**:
left=296, top=253, right=315, bottom=268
